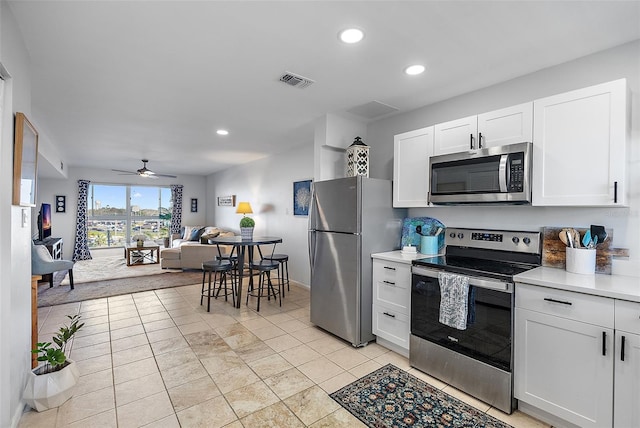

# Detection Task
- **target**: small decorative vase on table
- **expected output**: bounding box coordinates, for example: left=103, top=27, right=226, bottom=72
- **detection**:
left=136, top=238, right=144, bottom=247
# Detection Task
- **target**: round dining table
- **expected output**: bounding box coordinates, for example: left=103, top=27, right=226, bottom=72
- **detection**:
left=207, top=235, right=283, bottom=308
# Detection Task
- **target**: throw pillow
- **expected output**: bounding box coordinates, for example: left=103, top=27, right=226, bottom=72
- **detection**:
left=189, top=227, right=205, bottom=241
left=182, top=226, right=192, bottom=240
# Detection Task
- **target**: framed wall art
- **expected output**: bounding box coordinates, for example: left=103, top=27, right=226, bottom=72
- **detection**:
left=191, top=198, right=198, bottom=212
left=293, top=179, right=312, bottom=216
left=217, top=195, right=236, bottom=207
left=12, top=112, right=39, bottom=207
left=55, top=195, right=66, bottom=213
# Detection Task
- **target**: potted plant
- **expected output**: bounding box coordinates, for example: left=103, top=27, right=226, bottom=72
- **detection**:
left=240, top=216, right=255, bottom=240
left=23, top=314, right=84, bottom=412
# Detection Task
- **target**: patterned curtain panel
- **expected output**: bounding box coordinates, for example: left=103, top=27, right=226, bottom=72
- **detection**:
left=73, top=179, right=92, bottom=261
left=170, top=184, right=183, bottom=235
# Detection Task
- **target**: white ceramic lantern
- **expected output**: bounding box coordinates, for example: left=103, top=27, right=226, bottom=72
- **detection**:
left=346, top=136, right=369, bottom=177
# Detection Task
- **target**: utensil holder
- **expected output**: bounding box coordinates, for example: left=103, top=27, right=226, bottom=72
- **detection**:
left=420, top=235, right=439, bottom=255
left=565, top=247, right=596, bottom=274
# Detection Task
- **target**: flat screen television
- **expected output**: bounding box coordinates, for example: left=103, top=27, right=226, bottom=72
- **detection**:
left=38, top=203, right=52, bottom=241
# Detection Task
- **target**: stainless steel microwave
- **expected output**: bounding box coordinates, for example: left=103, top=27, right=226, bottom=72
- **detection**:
left=428, top=142, right=532, bottom=205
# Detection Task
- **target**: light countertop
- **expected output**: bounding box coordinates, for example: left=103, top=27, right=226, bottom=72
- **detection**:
left=515, top=267, right=640, bottom=302
left=371, top=250, right=443, bottom=265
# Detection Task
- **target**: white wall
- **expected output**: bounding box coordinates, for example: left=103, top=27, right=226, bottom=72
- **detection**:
left=366, top=40, right=640, bottom=277
left=207, top=143, right=314, bottom=286
left=37, top=167, right=208, bottom=260
left=0, top=1, right=38, bottom=426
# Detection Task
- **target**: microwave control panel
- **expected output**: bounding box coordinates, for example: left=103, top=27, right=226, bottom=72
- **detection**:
left=508, top=153, right=525, bottom=192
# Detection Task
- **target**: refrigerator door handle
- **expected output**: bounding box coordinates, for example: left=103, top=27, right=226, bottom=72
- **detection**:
left=308, top=230, right=316, bottom=274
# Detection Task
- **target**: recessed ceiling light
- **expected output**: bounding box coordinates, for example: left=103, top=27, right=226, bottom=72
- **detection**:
left=216, top=129, right=229, bottom=136
left=405, top=64, right=426, bottom=76
left=339, top=28, right=364, bottom=44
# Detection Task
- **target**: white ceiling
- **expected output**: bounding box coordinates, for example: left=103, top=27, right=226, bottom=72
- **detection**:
left=8, top=1, right=640, bottom=178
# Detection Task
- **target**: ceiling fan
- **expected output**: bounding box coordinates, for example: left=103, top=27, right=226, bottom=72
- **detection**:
left=112, top=159, right=177, bottom=179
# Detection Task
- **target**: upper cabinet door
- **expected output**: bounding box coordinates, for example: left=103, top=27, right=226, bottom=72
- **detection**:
left=393, top=126, right=434, bottom=207
left=532, top=79, right=628, bottom=206
left=433, top=116, right=478, bottom=155
left=477, top=102, right=533, bottom=148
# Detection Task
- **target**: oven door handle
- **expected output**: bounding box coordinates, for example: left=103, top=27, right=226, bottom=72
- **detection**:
left=412, top=266, right=512, bottom=292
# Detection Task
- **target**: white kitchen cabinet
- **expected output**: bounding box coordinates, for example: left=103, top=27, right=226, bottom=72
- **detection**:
left=372, top=258, right=412, bottom=354
left=515, top=283, right=615, bottom=428
left=393, top=126, right=433, bottom=207
left=477, top=102, right=533, bottom=148
left=433, top=103, right=533, bottom=155
left=532, top=78, right=628, bottom=206
left=614, top=300, right=640, bottom=428
left=434, top=115, right=477, bottom=155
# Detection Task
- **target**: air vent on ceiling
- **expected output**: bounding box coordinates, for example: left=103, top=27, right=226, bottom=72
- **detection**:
left=279, top=71, right=315, bottom=89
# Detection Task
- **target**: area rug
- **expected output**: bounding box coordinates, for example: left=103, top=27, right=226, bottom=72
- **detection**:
left=330, top=364, right=512, bottom=428
left=60, top=255, right=168, bottom=285
left=38, top=272, right=203, bottom=307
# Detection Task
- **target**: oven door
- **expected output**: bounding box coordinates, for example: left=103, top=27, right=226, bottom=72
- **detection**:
left=411, top=266, right=513, bottom=372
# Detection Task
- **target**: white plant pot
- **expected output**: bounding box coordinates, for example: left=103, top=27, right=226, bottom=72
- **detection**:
left=240, top=227, right=254, bottom=240
left=23, top=359, right=80, bottom=412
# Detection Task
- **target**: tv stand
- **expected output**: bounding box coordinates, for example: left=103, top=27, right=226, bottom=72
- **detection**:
left=33, top=237, right=63, bottom=260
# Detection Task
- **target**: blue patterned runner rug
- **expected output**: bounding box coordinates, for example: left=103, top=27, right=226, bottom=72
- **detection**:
left=330, top=364, right=513, bottom=428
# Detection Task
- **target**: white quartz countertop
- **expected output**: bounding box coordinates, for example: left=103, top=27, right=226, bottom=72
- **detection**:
left=371, top=250, right=424, bottom=264
left=514, top=267, right=640, bottom=302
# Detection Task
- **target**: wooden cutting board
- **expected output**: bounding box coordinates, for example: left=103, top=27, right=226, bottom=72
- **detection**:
left=542, top=227, right=629, bottom=274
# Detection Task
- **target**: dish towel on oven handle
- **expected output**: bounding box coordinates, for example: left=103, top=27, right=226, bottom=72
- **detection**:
left=438, top=272, right=470, bottom=330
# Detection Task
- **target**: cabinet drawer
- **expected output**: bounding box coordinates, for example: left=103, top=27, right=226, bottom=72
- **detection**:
left=516, top=283, right=614, bottom=328
left=372, top=304, right=410, bottom=350
left=373, top=261, right=410, bottom=311
left=616, top=300, right=640, bottom=334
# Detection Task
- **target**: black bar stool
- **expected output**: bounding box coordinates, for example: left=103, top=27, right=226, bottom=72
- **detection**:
left=261, top=253, right=289, bottom=297
left=200, top=244, right=237, bottom=312
left=246, top=244, right=280, bottom=312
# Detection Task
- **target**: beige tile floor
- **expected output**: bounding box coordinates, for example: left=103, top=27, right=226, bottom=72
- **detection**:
left=19, top=281, right=550, bottom=428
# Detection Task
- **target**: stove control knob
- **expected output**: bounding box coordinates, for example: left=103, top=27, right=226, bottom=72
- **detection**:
left=457, top=233, right=464, bottom=239
left=512, top=236, right=520, bottom=244
left=450, top=232, right=456, bottom=239
left=523, top=237, right=531, bottom=245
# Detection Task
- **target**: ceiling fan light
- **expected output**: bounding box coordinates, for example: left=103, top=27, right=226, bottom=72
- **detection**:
left=216, top=129, right=229, bottom=136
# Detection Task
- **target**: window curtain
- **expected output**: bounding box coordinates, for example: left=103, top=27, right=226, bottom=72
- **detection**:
left=170, top=184, right=183, bottom=235
left=73, top=179, right=92, bottom=261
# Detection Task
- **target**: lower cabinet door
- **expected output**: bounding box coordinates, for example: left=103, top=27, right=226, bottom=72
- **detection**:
left=515, top=308, right=614, bottom=428
left=614, top=331, right=640, bottom=427
left=372, top=305, right=410, bottom=350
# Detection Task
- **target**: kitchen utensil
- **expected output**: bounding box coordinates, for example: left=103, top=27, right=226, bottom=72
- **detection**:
left=435, top=227, right=443, bottom=236
left=581, top=230, right=592, bottom=248
left=569, top=229, right=581, bottom=248
left=590, top=225, right=607, bottom=245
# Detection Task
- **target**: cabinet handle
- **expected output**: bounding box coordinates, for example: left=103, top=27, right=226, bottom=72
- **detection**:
left=602, top=331, right=607, bottom=356
left=614, top=181, right=618, bottom=203
left=621, top=335, right=626, bottom=362
left=478, top=132, right=483, bottom=149
left=470, top=134, right=474, bottom=150
left=383, top=280, right=395, bottom=285
left=543, top=298, right=572, bottom=306
left=383, top=266, right=396, bottom=271
left=383, top=312, right=396, bottom=318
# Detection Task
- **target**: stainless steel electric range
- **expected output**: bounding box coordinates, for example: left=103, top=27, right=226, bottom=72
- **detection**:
left=410, top=227, right=542, bottom=414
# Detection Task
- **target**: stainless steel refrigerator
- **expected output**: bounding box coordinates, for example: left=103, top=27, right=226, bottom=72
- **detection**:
left=308, top=176, right=406, bottom=347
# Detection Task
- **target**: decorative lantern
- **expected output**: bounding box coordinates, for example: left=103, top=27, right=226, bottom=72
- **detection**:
left=346, top=136, right=369, bottom=177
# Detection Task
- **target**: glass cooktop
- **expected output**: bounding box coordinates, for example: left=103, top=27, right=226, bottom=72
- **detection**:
left=413, top=255, right=538, bottom=281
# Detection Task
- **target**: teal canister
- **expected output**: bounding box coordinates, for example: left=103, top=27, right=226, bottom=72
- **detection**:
left=420, top=235, right=439, bottom=255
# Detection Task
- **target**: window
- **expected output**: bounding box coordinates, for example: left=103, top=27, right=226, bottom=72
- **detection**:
left=87, top=184, right=172, bottom=248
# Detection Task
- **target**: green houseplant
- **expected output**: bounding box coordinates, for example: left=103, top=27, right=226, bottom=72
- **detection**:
left=24, top=314, right=84, bottom=411
left=240, top=216, right=255, bottom=240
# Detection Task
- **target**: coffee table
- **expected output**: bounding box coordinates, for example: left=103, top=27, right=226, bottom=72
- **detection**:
left=124, top=242, right=160, bottom=266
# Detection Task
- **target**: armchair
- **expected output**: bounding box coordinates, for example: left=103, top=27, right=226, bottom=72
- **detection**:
left=31, top=242, right=75, bottom=290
